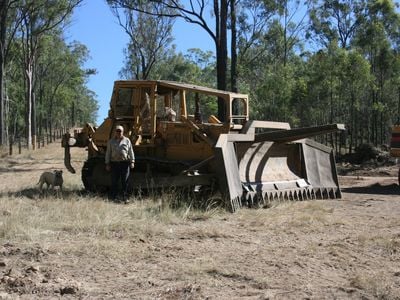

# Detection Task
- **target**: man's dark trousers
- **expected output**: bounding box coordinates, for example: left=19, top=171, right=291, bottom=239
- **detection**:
left=110, top=161, right=130, bottom=200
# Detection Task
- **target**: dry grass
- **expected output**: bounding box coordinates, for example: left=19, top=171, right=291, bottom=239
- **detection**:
left=239, top=200, right=338, bottom=235
left=1, top=143, right=400, bottom=299
left=0, top=192, right=227, bottom=265
left=357, top=233, right=400, bottom=256
left=0, top=146, right=222, bottom=249
left=0, top=191, right=223, bottom=243
left=350, top=272, right=395, bottom=299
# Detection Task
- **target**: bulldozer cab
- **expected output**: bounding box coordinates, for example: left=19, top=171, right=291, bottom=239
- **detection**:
left=106, top=80, right=249, bottom=151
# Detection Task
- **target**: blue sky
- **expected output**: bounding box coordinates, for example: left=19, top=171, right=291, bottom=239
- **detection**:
left=66, top=0, right=213, bottom=125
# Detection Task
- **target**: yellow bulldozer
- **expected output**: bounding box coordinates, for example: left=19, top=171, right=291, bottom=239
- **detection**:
left=62, top=80, right=345, bottom=211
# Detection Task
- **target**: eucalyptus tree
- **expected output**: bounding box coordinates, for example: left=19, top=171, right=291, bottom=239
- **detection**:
left=0, top=0, right=24, bottom=145
left=302, top=43, right=374, bottom=149
left=108, top=1, right=174, bottom=80
left=294, top=44, right=342, bottom=147
left=18, top=0, right=82, bottom=149
left=67, top=41, right=98, bottom=127
left=4, top=39, right=25, bottom=140
left=236, top=0, right=278, bottom=78
left=230, top=0, right=237, bottom=92
left=235, top=0, right=310, bottom=123
left=36, top=34, right=92, bottom=139
left=340, top=51, right=372, bottom=152
left=106, top=0, right=230, bottom=120
left=354, top=0, right=400, bottom=145
left=276, top=0, right=311, bottom=66
left=308, top=0, right=367, bottom=49
left=150, top=48, right=204, bottom=82
left=184, top=48, right=215, bottom=86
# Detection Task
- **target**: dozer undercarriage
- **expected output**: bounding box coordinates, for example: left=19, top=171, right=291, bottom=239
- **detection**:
left=62, top=80, right=345, bottom=211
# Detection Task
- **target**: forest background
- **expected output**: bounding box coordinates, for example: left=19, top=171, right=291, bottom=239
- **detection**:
left=0, top=0, right=399, bottom=154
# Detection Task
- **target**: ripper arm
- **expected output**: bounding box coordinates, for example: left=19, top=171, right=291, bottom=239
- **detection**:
left=62, top=123, right=96, bottom=174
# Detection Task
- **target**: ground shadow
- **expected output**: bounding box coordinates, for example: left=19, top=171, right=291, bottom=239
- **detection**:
left=342, top=183, right=400, bottom=195
left=0, top=186, right=224, bottom=210
left=0, top=188, right=93, bottom=200
left=0, top=167, right=58, bottom=174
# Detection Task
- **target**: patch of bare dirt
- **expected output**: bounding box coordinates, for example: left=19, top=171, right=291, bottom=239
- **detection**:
left=0, top=142, right=400, bottom=299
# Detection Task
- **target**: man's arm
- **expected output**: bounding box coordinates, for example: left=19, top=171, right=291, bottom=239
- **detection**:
left=128, top=140, right=135, bottom=168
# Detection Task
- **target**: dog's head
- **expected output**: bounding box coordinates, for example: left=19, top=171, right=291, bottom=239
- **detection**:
left=53, top=170, right=63, bottom=179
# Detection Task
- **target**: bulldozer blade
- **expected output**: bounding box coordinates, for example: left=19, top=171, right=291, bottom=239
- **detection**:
left=236, top=139, right=340, bottom=207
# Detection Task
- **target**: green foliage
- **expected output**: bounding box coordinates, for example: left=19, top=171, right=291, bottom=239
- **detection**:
left=235, top=0, right=400, bottom=150
left=1, top=1, right=97, bottom=141
left=36, top=34, right=98, bottom=127
left=4, top=0, right=400, bottom=154
left=150, top=47, right=218, bottom=116
left=110, top=0, right=174, bottom=80
left=252, top=64, right=296, bottom=122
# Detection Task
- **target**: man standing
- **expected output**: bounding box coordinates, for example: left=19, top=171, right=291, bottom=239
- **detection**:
left=105, top=125, right=135, bottom=203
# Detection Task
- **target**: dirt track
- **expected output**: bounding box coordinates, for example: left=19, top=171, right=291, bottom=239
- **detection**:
left=0, top=143, right=400, bottom=299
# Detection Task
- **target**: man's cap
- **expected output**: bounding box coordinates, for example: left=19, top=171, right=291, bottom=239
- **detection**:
left=115, top=125, right=124, bottom=131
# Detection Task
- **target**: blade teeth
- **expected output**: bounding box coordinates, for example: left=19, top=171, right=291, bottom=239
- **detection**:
left=230, top=196, right=242, bottom=212
left=239, top=185, right=341, bottom=210
left=239, top=188, right=340, bottom=210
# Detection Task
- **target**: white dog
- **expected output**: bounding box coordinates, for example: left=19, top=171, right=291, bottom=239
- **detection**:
left=37, top=170, right=63, bottom=191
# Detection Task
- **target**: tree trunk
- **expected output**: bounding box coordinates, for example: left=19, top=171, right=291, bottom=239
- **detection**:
left=38, top=79, right=43, bottom=137
left=215, top=0, right=227, bottom=121
left=372, top=90, right=377, bottom=145
left=230, top=0, right=237, bottom=93
left=25, top=68, right=32, bottom=149
left=283, top=0, right=288, bottom=67
left=349, top=93, right=354, bottom=154
left=71, top=101, right=75, bottom=127
left=48, top=96, right=54, bottom=142
left=31, top=90, right=36, bottom=150
left=0, top=0, right=7, bottom=146
left=0, top=56, right=5, bottom=145
left=329, top=72, right=334, bottom=148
